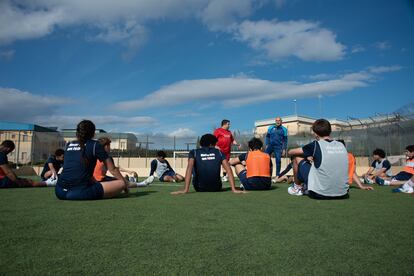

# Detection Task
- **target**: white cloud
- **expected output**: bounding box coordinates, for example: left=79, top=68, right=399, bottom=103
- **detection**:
left=0, top=49, right=15, bottom=61
left=168, top=128, right=197, bottom=138
left=307, top=73, right=336, bottom=81
left=0, top=87, right=72, bottom=122
left=34, top=115, right=156, bottom=129
left=113, top=65, right=401, bottom=110
left=374, top=41, right=391, bottom=50
left=233, top=19, right=345, bottom=61
left=351, top=44, right=365, bottom=53
left=0, top=1, right=346, bottom=62
left=368, top=65, right=402, bottom=74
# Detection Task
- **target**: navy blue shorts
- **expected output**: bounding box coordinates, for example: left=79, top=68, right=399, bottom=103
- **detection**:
left=160, top=170, right=176, bottom=182
left=297, top=159, right=311, bottom=184
left=238, top=170, right=271, bottom=190
left=392, top=171, right=413, bottom=181
left=55, top=182, right=104, bottom=200
left=0, top=177, right=19, bottom=188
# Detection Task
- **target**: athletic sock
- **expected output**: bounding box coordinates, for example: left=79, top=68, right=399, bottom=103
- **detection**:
left=136, top=181, right=148, bottom=187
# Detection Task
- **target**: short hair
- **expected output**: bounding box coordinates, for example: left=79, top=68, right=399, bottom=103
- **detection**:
left=200, top=134, right=218, bottom=147
left=157, top=150, right=167, bottom=158
left=405, top=145, right=414, bottom=153
left=221, top=119, right=230, bottom=126
left=312, top=119, right=331, bottom=137
left=337, top=139, right=346, bottom=147
left=1, top=140, right=15, bottom=151
left=55, top=149, right=65, bottom=157
left=373, top=148, right=386, bottom=158
left=98, top=137, right=111, bottom=147
left=248, top=138, right=263, bottom=150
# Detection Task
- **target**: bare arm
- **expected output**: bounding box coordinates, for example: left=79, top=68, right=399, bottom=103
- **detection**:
left=353, top=173, right=374, bottom=190
left=171, top=158, right=194, bottom=195
left=48, top=163, right=57, bottom=177
left=104, top=158, right=128, bottom=191
left=0, top=164, right=18, bottom=182
left=371, top=168, right=386, bottom=177
left=118, top=167, right=137, bottom=175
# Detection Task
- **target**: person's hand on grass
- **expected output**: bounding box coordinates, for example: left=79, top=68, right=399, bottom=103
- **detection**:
left=360, top=185, right=374, bottom=190
left=171, top=190, right=188, bottom=195
left=232, top=189, right=247, bottom=194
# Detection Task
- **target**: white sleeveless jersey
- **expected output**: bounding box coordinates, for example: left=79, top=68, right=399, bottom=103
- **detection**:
left=374, top=159, right=392, bottom=177
left=155, top=159, right=169, bottom=177
left=308, top=140, right=349, bottom=197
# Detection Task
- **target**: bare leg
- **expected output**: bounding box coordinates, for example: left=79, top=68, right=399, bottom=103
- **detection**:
left=292, top=157, right=304, bottom=185
left=174, top=174, right=185, bottom=182
left=43, top=171, right=53, bottom=179
left=16, top=178, right=47, bottom=187
left=162, top=175, right=176, bottom=182
left=101, top=179, right=125, bottom=198
left=234, top=164, right=246, bottom=176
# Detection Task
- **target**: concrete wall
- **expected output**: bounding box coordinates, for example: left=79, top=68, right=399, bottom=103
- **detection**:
left=28, top=157, right=404, bottom=178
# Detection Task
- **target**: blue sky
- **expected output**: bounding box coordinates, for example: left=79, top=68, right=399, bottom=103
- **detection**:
left=0, top=0, right=413, bottom=137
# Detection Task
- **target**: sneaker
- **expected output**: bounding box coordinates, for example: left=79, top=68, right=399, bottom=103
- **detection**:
left=375, top=176, right=390, bottom=186
left=287, top=184, right=303, bottom=196
left=129, top=176, right=137, bottom=183
left=239, top=183, right=245, bottom=190
left=393, top=183, right=414, bottom=194
left=364, top=176, right=373, bottom=184
left=272, top=178, right=277, bottom=184
left=221, top=175, right=228, bottom=182
left=144, top=175, right=154, bottom=185
left=45, top=177, right=57, bottom=187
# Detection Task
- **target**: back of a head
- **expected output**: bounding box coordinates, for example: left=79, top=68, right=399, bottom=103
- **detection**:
left=98, top=137, right=111, bottom=147
left=248, top=138, right=263, bottom=150
left=157, top=150, right=167, bottom=158
left=55, top=148, right=65, bottom=157
left=406, top=145, right=414, bottom=153
left=373, top=148, right=386, bottom=158
left=76, top=120, right=96, bottom=147
left=200, top=134, right=218, bottom=147
left=0, top=140, right=15, bottom=152
left=312, top=119, right=331, bottom=137
left=221, top=119, right=230, bottom=127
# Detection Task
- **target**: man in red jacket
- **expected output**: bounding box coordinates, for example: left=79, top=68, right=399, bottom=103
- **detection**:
left=214, top=119, right=240, bottom=182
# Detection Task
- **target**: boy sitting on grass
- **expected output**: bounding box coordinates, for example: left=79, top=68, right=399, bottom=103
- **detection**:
left=171, top=134, right=244, bottom=195
left=362, top=148, right=392, bottom=184
left=0, top=140, right=53, bottom=188
left=229, top=137, right=272, bottom=190
left=93, top=137, right=148, bottom=187
left=287, top=119, right=349, bottom=199
left=148, top=150, right=184, bottom=183
left=392, top=175, right=414, bottom=194
left=40, top=148, right=64, bottom=182
left=375, top=145, right=414, bottom=187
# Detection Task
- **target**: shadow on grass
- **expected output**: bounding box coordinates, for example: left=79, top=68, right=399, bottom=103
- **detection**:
left=117, top=190, right=158, bottom=199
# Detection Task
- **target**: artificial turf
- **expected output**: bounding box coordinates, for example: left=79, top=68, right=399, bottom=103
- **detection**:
left=0, top=178, right=413, bottom=275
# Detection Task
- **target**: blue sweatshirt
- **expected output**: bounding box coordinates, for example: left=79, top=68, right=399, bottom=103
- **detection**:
left=265, top=125, right=288, bottom=150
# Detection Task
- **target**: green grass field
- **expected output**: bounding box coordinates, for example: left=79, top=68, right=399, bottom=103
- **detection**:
left=0, top=178, right=413, bottom=275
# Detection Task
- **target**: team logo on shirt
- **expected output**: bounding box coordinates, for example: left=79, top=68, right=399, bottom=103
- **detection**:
left=200, top=153, right=216, bottom=161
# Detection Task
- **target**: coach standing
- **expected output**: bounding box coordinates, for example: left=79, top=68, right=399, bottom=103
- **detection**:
left=214, top=119, right=239, bottom=182
left=265, top=117, right=288, bottom=177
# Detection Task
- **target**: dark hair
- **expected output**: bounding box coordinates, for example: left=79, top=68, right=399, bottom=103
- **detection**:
left=98, top=137, right=111, bottom=146
left=405, top=145, right=414, bottom=153
left=337, top=139, right=346, bottom=147
left=157, top=150, right=167, bottom=158
left=55, top=149, right=65, bottom=157
left=248, top=138, right=263, bottom=150
left=200, top=134, right=218, bottom=147
left=0, top=140, right=15, bottom=152
left=221, top=119, right=230, bottom=126
left=312, top=119, right=331, bottom=137
left=76, top=120, right=95, bottom=148
left=373, top=148, right=386, bottom=158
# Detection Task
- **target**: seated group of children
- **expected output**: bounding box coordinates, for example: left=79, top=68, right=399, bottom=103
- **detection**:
left=1, top=119, right=413, bottom=200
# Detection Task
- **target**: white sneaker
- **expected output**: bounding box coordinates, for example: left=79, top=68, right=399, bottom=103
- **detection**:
left=272, top=178, right=277, bottom=184
left=239, top=183, right=245, bottom=190
left=45, top=177, right=57, bottom=187
left=287, top=184, right=303, bottom=196
left=400, top=182, right=414, bottom=193
left=144, top=175, right=154, bottom=185
left=364, top=176, right=373, bottom=184
left=221, top=176, right=228, bottom=182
